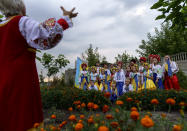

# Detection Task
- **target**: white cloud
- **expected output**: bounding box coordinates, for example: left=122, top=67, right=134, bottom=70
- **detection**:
left=23, top=0, right=162, bottom=75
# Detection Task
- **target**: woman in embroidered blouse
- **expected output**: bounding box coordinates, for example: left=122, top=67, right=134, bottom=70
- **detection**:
left=162, top=55, right=180, bottom=90
left=0, top=0, right=78, bottom=131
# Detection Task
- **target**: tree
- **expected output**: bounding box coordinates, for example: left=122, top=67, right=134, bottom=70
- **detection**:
left=136, top=23, right=187, bottom=57
left=41, top=53, right=70, bottom=81
left=82, top=44, right=102, bottom=66
left=151, top=0, right=187, bottom=30
left=115, top=51, right=137, bottom=67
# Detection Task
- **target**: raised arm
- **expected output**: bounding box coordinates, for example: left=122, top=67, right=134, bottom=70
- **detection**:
left=19, top=6, right=78, bottom=50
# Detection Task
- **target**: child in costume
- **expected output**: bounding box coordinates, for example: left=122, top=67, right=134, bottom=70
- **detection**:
left=130, top=65, right=140, bottom=91
left=89, top=66, right=99, bottom=88
left=162, top=55, right=180, bottom=90
left=139, top=57, right=146, bottom=87
left=110, top=82, right=117, bottom=103
left=110, top=67, right=117, bottom=85
left=152, top=55, right=164, bottom=89
left=96, top=62, right=101, bottom=75
left=125, top=65, right=131, bottom=78
left=114, top=61, right=125, bottom=96
left=104, top=64, right=112, bottom=93
left=149, top=54, right=154, bottom=70
left=100, top=80, right=108, bottom=93
left=130, top=59, right=137, bottom=71
left=88, top=80, right=98, bottom=91
left=79, top=63, right=89, bottom=90
left=123, top=78, right=134, bottom=93
left=141, top=63, right=156, bottom=90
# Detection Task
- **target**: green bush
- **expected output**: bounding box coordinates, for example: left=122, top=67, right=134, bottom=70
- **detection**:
left=119, top=89, right=187, bottom=111
left=177, top=70, right=187, bottom=90
left=41, top=86, right=111, bottom=110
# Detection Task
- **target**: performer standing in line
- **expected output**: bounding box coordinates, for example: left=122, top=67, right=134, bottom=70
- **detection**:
left=79, top=63, right=89, bottom=90
left=0, top=0, right=78, bottom=130
left=163, top=55, right=180, bottom=90
left=139, top=57, right=146, bottom=88
left=152, top=55, right=164, bottom=89
left=104, top=64, right=112, bottom=93
left=114, top=61, right=125, bottom=96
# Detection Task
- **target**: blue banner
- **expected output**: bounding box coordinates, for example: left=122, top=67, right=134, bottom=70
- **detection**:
left=75, top=57, right=82, bottom=88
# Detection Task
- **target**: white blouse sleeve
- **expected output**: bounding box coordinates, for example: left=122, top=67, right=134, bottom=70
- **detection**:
left=19, top=16, right=73, bottom=50
left=171, top=62, right=179, bottom=74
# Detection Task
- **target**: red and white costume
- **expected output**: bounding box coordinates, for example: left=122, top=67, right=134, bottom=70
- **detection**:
left=0, top=15, right=72, bottom=131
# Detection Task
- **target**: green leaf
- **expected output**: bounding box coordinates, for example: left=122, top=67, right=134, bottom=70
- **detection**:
left=155, top=14, right=166, bottom=20
left=36, top=56, right=41, bottom=61
left=36, top=49, right=41, bottom=53
left=151, top=2, right=163, bottom=9
left=158, top=8, right=166, bottom=12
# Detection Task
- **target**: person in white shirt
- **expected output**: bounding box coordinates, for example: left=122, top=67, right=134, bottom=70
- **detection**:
left=152, top=55, right=164, bottom=89
left=162, top=55, right=180, bottom=90
left=123, top=78, right=134, bottom=93
left=114, top=61, right=125, bottom=96
left=88, top=80, right=98, bottom=91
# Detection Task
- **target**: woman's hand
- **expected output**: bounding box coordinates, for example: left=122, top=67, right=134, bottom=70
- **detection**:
left=60, top=6, right=78, bottom=19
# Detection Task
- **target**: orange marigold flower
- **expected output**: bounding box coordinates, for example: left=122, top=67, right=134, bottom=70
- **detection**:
left=115, top=108, right=120, bottom=113
left=151, top=99, right=159, bottom=105
left=104, top=92, right=111, bottom=98
left=126, top=97, right=133, bottom=102
left=105, top=114, right=114, bottom=120
left=75, top=123, right=83, bottom=131
left=33, top=123, right=40, bottom=128
left=93, top=104, right=99, bottom=110
left=131, top=107, right=138, bottom=112
left=81, top=103, right=86, bottom=108
left=166, top=98, right=176, bottom=105
left=40, top=128, right=46, bottom=131
left=68, top=107, right=73, bottom=112
left=141, top=115, right=154, bottom=128
left=179, top=102, right=185, bottom=107
left=173, top=125, right=182, bottom=131
left=110, top=122, right=119, bottom=128
left=130, top=111, right=139, bottom=121
left=51, top=126, right=56, bottom=131
left=51, top=114, right=56, bottom=119
left=87, top=102, right=94, bottom=109
left=74, top=101, right=81, bottom=105
left=98, top=126, right=109, bottom=131
left=161, top=113, right=166, bottom=118
left=116, top=100, right=124, bottom=106
left=87, top=118, right=94, bottom=124
left=77, top=105, right=81, bottom=109
left=96, top=114, right=100, bottom=117
left=102, top=105, right=109, bottom=113
left=68, top=115, right=76, bottom=121
left=78, top=120, right=83, bottom=123
left=80, top=115, right=85, bottom=119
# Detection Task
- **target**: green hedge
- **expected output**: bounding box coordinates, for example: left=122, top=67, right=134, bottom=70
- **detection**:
left=41, top=86, right=111, bottom=110
left=119, top=89, right=187, bottom=111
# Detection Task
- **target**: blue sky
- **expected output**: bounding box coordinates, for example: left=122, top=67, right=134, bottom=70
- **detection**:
left=24, top=0, right=162, bottom=74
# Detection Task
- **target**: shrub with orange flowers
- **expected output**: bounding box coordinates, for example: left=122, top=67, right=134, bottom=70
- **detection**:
left=51, top=114, right=56, bottom=119
left=98, top=126, right=109, bottom=131
left=105, top=114, right=114, bottom=120
left=131, top=107, right=138, bottom=112
left=173, top=124, right=182, bottom=131
left=151, top=99, right=159, bottom=105
left=130, top=111, right=139, bottom=121
left=110, top=122, right=119, bottom=128
left=68, top=115, right=76, bottom=121
left=141, top=115, right=154, bottom=128
left=75, top=123, right=83, bottom=131
left=116, top=100, right=124, bottom=106
left=104, top=92, right=111, bottom=98
left=102, top=105, right=109, bottom=113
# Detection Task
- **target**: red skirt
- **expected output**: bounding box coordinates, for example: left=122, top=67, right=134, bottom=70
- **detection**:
left=164, top=73, right=180, bottom=90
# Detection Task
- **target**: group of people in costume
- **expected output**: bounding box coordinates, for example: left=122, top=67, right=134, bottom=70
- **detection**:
left=79, top=54, right=180, bottom=102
